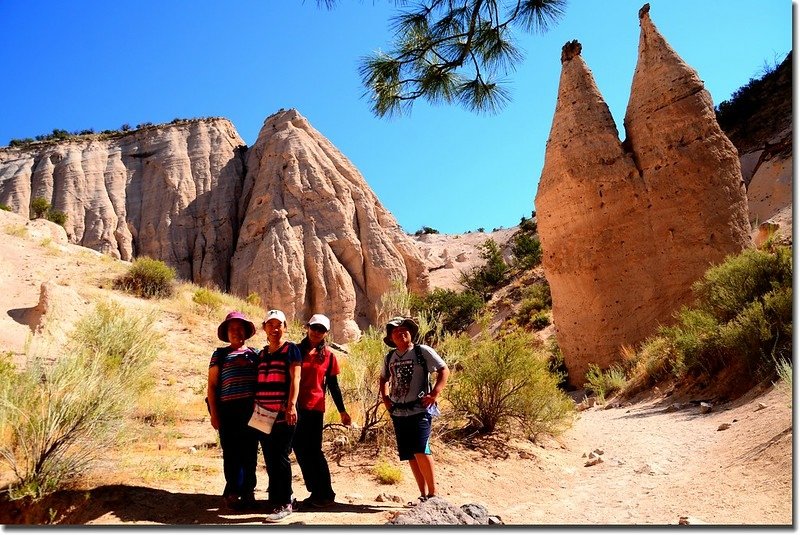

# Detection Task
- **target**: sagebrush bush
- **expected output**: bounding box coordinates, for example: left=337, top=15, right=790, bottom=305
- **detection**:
left=446, top=327, right=573, bottom=437
left=114, top=257, right=176, bottom=299
left=338, top=327, right=391, bottom=443
left=0, top=302, right=162, bottom=498
left=372, top=460, right=403, bottom=484
left=30, top=197, right=50, bottom=219
left=584, top=364, right=626, bottom=402
left=516, top=282, right=552, bottom=328
left=46, top=209, right=67, bottom=227
left=459, top=239, right=509, bottom=297
left=623, top=246, right=792, bottom=394
left=410, top=288, right=484, bottom=334
left=192, top=287, right=224, bottom=314
left=511, top=232, right=542, bottom=269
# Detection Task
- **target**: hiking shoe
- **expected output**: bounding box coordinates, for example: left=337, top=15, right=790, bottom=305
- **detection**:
left=300, top=496, right=335, bottom=509
left=223, top=494, right=240, bottom=509
left=239, top=493, right=258, bottom=511
left=263, top=503, right=292, bottom=523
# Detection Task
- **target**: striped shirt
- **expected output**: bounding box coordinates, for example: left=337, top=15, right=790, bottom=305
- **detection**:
left=209, top=346, right=259, bottom=402
left=255, top=341, right=302, bottom=412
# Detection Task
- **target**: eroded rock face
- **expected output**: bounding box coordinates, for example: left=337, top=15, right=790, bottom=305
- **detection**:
left=0, top=119, right=246, bottom=289
left=535, top=6, right=751, bottom=385
left=230, top=110, right=429, bottom=340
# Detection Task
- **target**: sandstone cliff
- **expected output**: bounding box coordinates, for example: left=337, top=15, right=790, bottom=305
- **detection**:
left=0, top=118, right=246, bottom=288
left=535, top=5, right=751, bottom=385
left=230, top=110, right=429, bottom=340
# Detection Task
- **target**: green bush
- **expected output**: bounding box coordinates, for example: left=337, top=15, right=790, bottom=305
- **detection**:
left=516, top=282, right=552, bottom=327
left=193, top=287, right=224, bottom=313
left=583, top=364, right=627, bottom=402
left=0, top=302, right=161, bottom=498
left=30, top=197, right=50, bottom=219
left=529, top=310, right=550, bottom=330
left=114, top=257, right=176, bottom=299
left=625, top=246, right=792, bottom=393
left=414, top=226, right=440, bottom=236
left=511, top=233, right=542, bottom=269
left=0, top=204, right=11, bottom=211
left=459, top=239, right=509, bottom=298
left=410, top=288, right=484, bottom=334
left=46, top=209, right=67, bottom=227
left=372, top=460, right=403, bottom=484
left=446, top=327, right=574, bottom=437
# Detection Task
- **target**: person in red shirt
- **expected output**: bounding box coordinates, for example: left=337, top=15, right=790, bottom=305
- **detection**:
left=293, top=313, right=351, bottom=509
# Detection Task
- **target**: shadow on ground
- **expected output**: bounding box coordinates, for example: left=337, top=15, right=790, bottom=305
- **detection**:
left=0, top=484, right=389, bottom=525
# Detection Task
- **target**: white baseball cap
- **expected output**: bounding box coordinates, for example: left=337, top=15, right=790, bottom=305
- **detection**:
left=263, top=309, right=287, bottom=325
left=307, top=313, right=331, bottom=331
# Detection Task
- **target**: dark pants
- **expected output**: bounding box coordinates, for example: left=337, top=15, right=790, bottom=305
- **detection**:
left=293, top=409, right=335, bottom=500
left=258, top=418, right=296, bottom=505
left=218, top=399, right=259, bottom=497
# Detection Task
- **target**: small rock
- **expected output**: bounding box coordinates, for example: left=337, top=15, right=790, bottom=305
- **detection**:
left=679, top=516, right=706, bottom=525
left=488, top=516, right=504, bottom=525
left=755, top=402, right=768, bottom=412
left=376, top=493, right=403, bottom=503
left=717, top=423, right=731, bottom=431
left=593, top=448, right=604, bottom=456
left=188, top=446, right=197, bottom=454
left=584, top=457, right=603, bottom=467
left=699, top=402, right=712, bottom=414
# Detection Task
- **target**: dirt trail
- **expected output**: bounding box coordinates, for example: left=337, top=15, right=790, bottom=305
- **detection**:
left=0, top=210, right=792, bottom=526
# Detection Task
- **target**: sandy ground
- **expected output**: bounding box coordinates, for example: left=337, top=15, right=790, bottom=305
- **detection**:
left=0, top=209, right=792, bottom=526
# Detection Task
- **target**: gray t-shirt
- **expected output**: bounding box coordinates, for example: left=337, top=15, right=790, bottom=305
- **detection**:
left=380, top=344, right=446, bottom=416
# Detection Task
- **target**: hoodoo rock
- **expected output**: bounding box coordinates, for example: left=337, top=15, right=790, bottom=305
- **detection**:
left=0, top=119, right=246, bottom=288
left=535, top=5, right=751, bottom=385
left=230, top=110, right=429, bottom=341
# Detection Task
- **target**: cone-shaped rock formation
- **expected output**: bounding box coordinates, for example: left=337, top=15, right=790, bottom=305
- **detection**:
left=535, top=5, right=751, bottom=385
left=230, top=109, right=429, bottom=341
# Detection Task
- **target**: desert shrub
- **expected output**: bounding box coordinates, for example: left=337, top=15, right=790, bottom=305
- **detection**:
left=519, top=215, right=537, bottom=234
left=410, top=288, right=484, bottom=334
left=192, top=287, right=224, bottom=314
left=529, top=310, right=550, bottom=330
left=775, top=358, right=791, bottom=401
left=516, top=282, right=552, bottom=327
left=624, top=247, right=792, bottom=393
left=0, top=203, right=12, bottom=211
left=372, top=460, right=403, bottom=484
left=377, top=279, right=413, bottom=325
left=446, top=327, right=574, bottom=437
left=0, top=303, right=161, bottom=498
left=459, top=239, right=509, bottom=298
left=583, top=364, right=627, bottom=402
left=245, top=292, right=261, bottom=306
left=114, top=257, right=176, bottom=299
left=511, top=233, right=542, bottom=269
left=414, top=226, right=439, bottom=236
left=337, top=328, right=390, bottom=443
left=30, top=197, right=50, bottom=219
left=45, top=209, right=67, bottom=227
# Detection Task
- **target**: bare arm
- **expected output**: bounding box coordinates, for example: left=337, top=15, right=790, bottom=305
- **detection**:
left=422, top=365, right=450, bottom=408
left=379, top=376, right=392, bottom=412
left=207, top=365, right=221, bottom=430
left=286, top=363, right=301, bottom=425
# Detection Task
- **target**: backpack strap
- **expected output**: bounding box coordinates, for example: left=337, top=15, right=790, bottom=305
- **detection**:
left=414, top=345, right=432, bottom=394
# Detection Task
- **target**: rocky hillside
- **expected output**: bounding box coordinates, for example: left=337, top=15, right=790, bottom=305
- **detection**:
left=0, top=112, right=427, bottom=341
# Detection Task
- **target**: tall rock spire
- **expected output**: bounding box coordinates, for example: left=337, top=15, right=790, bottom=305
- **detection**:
left=536, top=6, right=751, bottom=386
left=230, top=109, right=429, bottom=341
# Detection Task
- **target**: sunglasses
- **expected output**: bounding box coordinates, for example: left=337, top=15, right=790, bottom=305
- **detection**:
left=309, top=324, right=328, bottom=333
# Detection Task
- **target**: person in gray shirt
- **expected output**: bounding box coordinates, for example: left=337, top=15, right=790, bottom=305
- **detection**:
left=379, top=317, right=450, bottom=503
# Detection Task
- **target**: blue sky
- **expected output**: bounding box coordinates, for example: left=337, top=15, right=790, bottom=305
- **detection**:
left=0, top=1, right=791, bottom=234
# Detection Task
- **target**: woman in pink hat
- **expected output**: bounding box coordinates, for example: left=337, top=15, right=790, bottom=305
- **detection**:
left=207, top=310, right=260, bottom=510
left=293, top=314, right=351, bottom=509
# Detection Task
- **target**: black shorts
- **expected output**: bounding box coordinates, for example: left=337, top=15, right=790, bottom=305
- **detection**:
left=391, top=412, right=432, bottom=461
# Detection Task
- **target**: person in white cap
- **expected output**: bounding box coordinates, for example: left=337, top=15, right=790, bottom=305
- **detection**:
left=255, top=309, right=302, bottom=523
left=293, top=314, right=351, bottom=509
